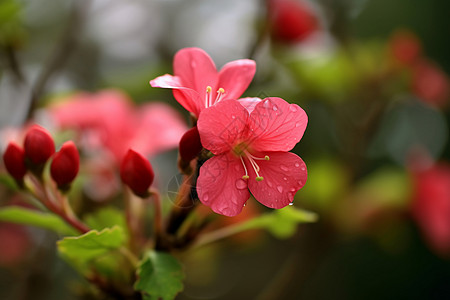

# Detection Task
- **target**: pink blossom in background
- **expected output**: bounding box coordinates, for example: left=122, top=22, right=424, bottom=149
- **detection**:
left=196, top=98, right=308, bottom=217
left=150, top=47, right=256, bottom=117
left=268, top=0, right=319, bottom=44
left=411, top=163, right=450, bottom=257
left=50, top=89, right=188, bottom=161
left=411, top=59, right=449, bottom=108
left=389, top=30, right=422, bottom=66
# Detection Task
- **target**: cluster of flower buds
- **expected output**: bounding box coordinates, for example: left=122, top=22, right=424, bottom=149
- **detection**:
left=3, top=125, right=79, bottom=190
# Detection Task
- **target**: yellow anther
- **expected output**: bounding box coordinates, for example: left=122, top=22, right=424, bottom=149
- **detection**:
left=256, top=176, right=264, bottom=181
left=242, top=175, right=249, bottom=180
left=218, top=87, right=225, bottom=94
left=206, top=86, right=212, bottom=93
left=264, top=155, right=270, bottom=161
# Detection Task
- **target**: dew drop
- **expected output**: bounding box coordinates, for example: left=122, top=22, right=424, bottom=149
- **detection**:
left=243, top=203, right=246, bottom=207
left=297, top=180, right=303, bottom=186
left=273, top=105, right=278, bottom=111
left=231, top=115, right=236, bottom=119
left=290, top=188, right=296, bottom=192
left=283, top=177, right=288, bottom=181
left=280, top=165, right=289, bottom=172
left=267, top=181, right=273, bottom=187
left=263, top=100, right=270, bottom=108
left=235, top=178, right=247, bottom=190
left=295, top=123, right=301, bottom=127
left=301, top=166, right=306, bottom=171
left=295, top=163, right=300, bottom=167
left=289, top=202, right=294, bottom=206
left=289, top=106, right=298, bottom=112
left=203, top=194, right=209, bottom=201
left=277, top=185, right=283, bottom=193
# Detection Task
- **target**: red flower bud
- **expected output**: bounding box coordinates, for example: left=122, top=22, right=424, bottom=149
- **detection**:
left=24, top=125, right=55, bottom=166
left=120, top=149, right=154, bottom=197
left=3, top=142, right=27, bottom=181
left=179, top=126, right=203, bottom=162
left=50, top=141, right=80, bottom=189
left=389, top=30, right=422, bottom=66
left=268, top=0, right=319, bottom=44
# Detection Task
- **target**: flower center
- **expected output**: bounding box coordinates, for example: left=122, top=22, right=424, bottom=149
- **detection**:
left=240, top=150, right=269, bottom=182
left=205, top=86, right=226, bottom=108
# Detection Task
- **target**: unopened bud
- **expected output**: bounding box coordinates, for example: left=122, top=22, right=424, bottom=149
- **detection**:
left=179, top=126, right=203, bottom=162
left=3, top=142, right=27, bottom=182
left=120, top=149, right=154, bottom=197
left=50, top=141, right=80, bottom=190
left=24, top=125, right=55, bottom=167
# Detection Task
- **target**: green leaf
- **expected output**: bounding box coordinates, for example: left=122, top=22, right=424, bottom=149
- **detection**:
left=240, top=206, right=318, bottom=239
left=135, top=251, right=184, bottom=300
left=84, top=207, right=128, bottom=232
left=57, top=226, right=126, bottom=266
left=0, top=206, right=78, bottom=235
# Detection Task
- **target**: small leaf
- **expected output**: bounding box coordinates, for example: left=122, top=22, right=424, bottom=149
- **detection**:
left=57, top=226, right=126, bottom=265
left=135, top=251, right=185, bottom=300
left=0, top=206, right=78, bottom=235
left=84, top=207, right=128, bottom=232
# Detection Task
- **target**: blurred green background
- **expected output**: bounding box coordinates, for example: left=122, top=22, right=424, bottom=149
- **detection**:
left=1, top=0, right=450, bottom=299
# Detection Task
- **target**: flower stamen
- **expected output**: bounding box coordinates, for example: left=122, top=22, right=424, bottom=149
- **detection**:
left=215, top=88, right=225, bottom=104
left=243, top=150, right=268, bottom=181
left=240, top=156, right=249, bottom=180
left=205, top=86, right=212, bottom=108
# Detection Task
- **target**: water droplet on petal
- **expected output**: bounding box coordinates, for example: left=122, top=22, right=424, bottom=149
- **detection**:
left=290, top=188, right=296, bottom=192
left=295, top=123, right=301, bottom=127
left=267, top=181, right=273, bottom=187
left=295, top=163, right=300, bottom=167
left=289, top=106, right=298, bottom=112
left=277, top=185, right=283, bottom=193
left=264, top=100, right=270, bottom=108
left=203, top=194, right=209, bottom=201
left=289, top=202, right=294, bottom=206
left=283, top=177, right=287, bottom=181
left=273, top=105, right=278, bottom=111
left=297, top=180, right=303, bottom=186
left=231, top=115, right=236, bottom=119
left=243, top=203, right=246, bottom=207
left=280, top=165, right=289, bottom=172
left=301, top=166, right=306, bottom=171
left=235, top=178, right=247, bottom=190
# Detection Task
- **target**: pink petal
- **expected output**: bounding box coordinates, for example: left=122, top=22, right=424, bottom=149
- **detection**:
left=248, top=97, right=307, bottom=152
left=217, top=59, right=256, bottom=100
left=173, top=47, right=218, bottom=97
left=150, top=74, right=201, bottom=115
left=197, top=153, right=250, bottom=217
left=247, top=152, right=307, bottom=209
left=128, top=103, right=188, bottom=157
left=238, top=97, right=262, bottom=114
left=197, top=100, right=249, bottom=155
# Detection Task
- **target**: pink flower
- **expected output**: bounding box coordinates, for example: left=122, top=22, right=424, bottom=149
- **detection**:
left=196, top=98, right=308, bottom=216
left=411, top=163, right=450, bottom=257
left=50, top=90, right=187, bottom=161
left=268, top=0, right=319, bottom=44
left=412, top=59, right=449, bottom=108
left=150, top=47, right=256, bottom=117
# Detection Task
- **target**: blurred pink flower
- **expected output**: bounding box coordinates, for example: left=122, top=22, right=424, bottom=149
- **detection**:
left=389, top=30, right=422, bottom=66
left=268, top=0, right=319, bottom=44
left=50, top=89, right=187, bottom=161
left=412, top=59, right=449, bottom=108
left=411, top=163, right=450, bottom=257
left=196, top=98, right=308, bottom=217
left=150, top=47, right=256, bottom=118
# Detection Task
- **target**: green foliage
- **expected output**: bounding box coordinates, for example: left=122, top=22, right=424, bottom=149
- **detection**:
left=0, top=206, right=78, bottom=235
left=57, top=226, right=126, bottom=269
left=0, top=0, right=25, bottom=46
left=135, top=251, right=185, bottom=300
left=242, top=206, right=318, bottom=239
left=84, top=207, right=128, bottom=233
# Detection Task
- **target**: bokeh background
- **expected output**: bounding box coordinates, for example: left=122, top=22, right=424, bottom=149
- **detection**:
left=1, top=0, right=450, bottom=299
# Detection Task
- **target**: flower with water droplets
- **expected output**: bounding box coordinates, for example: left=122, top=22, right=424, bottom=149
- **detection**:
left=196, top=97, right=308, bottom=217
left=150, top=47, right=256, bottom=117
